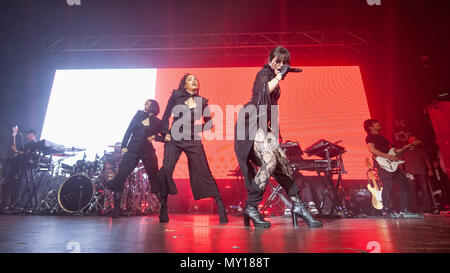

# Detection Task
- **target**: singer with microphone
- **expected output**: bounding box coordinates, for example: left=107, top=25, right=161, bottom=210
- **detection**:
left=234, top=46, right=322, bottom=228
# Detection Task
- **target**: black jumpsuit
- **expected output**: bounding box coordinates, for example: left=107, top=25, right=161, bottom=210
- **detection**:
left=157, top=89, right=220, bottom=200
left=108, top=110, right=162, bottom=194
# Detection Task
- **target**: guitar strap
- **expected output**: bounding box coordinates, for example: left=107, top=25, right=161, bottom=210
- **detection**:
left=387, top=139, right=395, bottom=149
left=370, top=156, right=380, bottom=169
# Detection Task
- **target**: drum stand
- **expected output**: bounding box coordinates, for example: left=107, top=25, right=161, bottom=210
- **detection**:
left=74, top=184, right=85, bottom=216
left=316, top=151, right=350, bottom=217
left=35, top=159, right=65, bottom=215
left=37, top=189, right=60, bottom=214
left=20, top=154, right=51, bottom=213
left=86, top=192, right=103, bottom=214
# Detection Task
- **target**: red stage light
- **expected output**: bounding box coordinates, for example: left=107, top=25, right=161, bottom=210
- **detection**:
left=154, top=66, right=371, bottom=181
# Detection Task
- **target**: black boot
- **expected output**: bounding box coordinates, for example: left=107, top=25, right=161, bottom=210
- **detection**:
left=243, top=205, right=271, bottom=228
left=159, top=194, right=169, bottom=223
left=214, top=195, right=228, bottom=223
left=291, top=196, right=323, bottom=228
left=111, top=191, right=122, bottom=218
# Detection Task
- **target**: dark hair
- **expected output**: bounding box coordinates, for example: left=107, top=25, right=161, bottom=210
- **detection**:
left=363, top=119, right=379, bottom=134
left=269, top=46, right=291, bottom=65
left=177, top=73, right=199, bottom=94
left=24, top=129, right=37, bottom=135
left=146, top=99, right=160, bottom=116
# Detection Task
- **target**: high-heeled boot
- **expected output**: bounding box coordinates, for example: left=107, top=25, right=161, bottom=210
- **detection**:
left=214, top=195, right=228, bottom=223
left=243, top=205, right=271, bottom=228
left=111, top=191, right=122, bottom=219
left=159, top=194, right=169, bottom=223
left=291, top=195, right=322, bottom=227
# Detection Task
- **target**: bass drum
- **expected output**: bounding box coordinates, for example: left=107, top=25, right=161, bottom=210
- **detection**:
left=58, top=175, right=95, bottom=213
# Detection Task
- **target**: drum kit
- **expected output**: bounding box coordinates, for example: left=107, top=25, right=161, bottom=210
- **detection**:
left=36, top=144, right=160, bottom=216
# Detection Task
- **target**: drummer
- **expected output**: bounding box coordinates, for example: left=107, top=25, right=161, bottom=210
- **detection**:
left=105, top=99, right=164, bottom=218
left=104, top=142, right=123, bottom=170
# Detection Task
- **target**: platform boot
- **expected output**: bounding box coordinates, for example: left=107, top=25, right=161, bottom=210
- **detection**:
left=243, top=205, right=271, bottom=228
left=291, top=195, right=323, bottom=227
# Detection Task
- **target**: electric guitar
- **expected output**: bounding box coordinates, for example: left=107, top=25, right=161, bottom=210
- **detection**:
left=375, top=140, right=422, bottom=172
left=366, top=158, right=383, bottom=210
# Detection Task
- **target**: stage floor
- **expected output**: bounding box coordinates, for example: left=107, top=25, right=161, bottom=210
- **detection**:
left=0, top=213, right=449, bottom=253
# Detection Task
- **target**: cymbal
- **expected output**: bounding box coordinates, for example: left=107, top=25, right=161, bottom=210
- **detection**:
left=64, top=147, right=86, bottom=152
left=107, top=145, right=122, bottom=148
left=52, top=153, right=76, bottom=157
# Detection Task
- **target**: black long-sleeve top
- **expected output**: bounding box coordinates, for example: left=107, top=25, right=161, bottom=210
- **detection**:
left=234, top=64, right=283, bottom=191
left=121, top=110, right=163, bottom=152
left=161, top=89, right=213, bottom=141
left=250, top=64, right=281, bottom=107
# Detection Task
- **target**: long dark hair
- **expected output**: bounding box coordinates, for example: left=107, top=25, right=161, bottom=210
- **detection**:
left=177, top=73, right=199, bottom=94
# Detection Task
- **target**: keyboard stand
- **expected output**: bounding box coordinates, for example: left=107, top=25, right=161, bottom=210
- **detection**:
left=260, top=182, right=292, bottom=216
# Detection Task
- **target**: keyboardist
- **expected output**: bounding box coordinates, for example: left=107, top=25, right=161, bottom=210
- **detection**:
left=0, top=129, right=38, bottom=214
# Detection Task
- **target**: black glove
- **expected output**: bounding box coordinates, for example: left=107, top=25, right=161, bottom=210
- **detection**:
left=279, top=64, right=291, bottom=80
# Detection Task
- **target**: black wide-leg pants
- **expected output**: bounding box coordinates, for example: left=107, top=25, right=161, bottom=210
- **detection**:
left=157, top=140, right=219, bottom=200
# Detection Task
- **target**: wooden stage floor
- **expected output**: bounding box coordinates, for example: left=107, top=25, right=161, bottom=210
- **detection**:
left=0, top=213, right=449, bottom=253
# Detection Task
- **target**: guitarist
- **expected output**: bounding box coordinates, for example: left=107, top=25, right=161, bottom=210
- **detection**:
left=0, top=129, right=37, bottom=213
left=363, top=119, right=413, bottom=216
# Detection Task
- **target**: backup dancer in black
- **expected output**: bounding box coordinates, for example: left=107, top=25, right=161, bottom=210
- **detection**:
left=106, top=99, right=163, bottom=218
left=156, top=73, right=228, bottom=224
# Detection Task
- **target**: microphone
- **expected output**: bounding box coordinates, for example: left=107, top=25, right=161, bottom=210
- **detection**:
left=288, top=67, right=302, bottom=73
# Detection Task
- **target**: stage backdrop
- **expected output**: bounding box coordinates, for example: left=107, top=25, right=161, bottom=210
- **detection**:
left=42, top=66, right=371, bottom=180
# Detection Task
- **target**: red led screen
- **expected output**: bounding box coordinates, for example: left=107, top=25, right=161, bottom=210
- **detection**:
left=153, top=66, right=371, bottom=180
